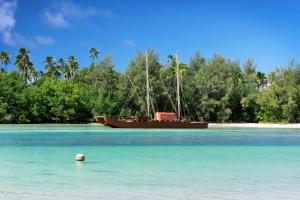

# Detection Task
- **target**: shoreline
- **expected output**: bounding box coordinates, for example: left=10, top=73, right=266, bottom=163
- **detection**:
left=1, top=123, right=300, bottom=129
left=209, top=123, right=300, bottom=129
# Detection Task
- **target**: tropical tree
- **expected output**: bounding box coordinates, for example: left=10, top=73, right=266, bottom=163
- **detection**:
left=28, top=64, right=39, bottom=82
left=256, top=71, right=268, bottom=91
left=15, top=48, right=35, bottom=82
left=89, top=47, right=100, bottom=84
left=89, top=56, right=120, bottom=116
left=240, top=59, right=259, bottom=122
left=0, top=51, right=10, bottom=73
left=57, top=58, right=66, bottom=78
left=63, top=66, right=72, bottom=80
left=65, top=56, right=79, bottom=80
left=31, top=68, right=40, bottom=82
left=4, top=47, right=300, bottom=124
left=89, top=47, right=99, bottom=61
left=167, top=54, right=188, bottom=78
left=257, top=64, right=300, bottom=122
left=118, top=50, right=164, bottom=116
left=44, top=56, right=55, bottom=72
left=58, top=58, right=66, bottom=70
left=44, top=56, right=61, bottom=80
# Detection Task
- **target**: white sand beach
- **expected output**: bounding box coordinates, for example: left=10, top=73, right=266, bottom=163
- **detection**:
left=209, top=123, right=300, bottom=129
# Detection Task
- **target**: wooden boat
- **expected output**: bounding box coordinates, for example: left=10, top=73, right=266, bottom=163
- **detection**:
left=96, top=115, right=208, bottom=128
left=95, top=51, right=208, bottom=129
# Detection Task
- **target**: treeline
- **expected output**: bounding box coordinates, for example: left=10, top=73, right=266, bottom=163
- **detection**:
left=1, top=48, right=300, bottom=123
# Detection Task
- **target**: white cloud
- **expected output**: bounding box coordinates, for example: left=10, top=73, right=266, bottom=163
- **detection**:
left=0, top=0, right=17, bottom=45
left=36, top=35, right=55, bottom=45
left=98, top=9, right=115, bottom=19
left=42, top=0, right=115, bottom=28
left=44, top=12, right=69, bottom=28
left=14, top=33, right=36, bottom=48
left=5, top=34, right=55, bottom=48
left=0, top=0, right=54, bottom=48
left=58, top=0, right=98, bottom=18
left=123, top=39, right=137, bottom=48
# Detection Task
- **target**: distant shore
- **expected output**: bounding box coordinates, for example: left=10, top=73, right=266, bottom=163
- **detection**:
left=1, top=123, right=300, bottom=129
left=209, top=123, right=300, bottom=129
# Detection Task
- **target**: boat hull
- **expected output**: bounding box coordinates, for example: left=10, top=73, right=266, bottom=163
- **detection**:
left=96, top=116, right=208, bottom=129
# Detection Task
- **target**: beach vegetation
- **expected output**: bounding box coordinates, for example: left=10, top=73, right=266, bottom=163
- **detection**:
left=1, top=48, right=300, bottom=123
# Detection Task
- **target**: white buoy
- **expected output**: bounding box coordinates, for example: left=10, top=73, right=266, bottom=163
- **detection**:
left=75, top=153, right=85, bottom=161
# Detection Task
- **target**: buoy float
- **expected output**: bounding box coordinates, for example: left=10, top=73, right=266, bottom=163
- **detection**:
left=75, top=153, right=85, bottom=161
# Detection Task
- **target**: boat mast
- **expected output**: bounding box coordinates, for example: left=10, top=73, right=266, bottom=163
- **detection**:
left=176, top=52, right=181, bottom=120
left=145, top=50, right=150, bottom=118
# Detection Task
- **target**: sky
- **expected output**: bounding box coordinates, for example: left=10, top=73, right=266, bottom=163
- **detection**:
left=0, top=0, right=300, bottom=73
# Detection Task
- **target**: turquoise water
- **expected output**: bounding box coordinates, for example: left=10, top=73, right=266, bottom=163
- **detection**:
left=1, top=125, right=300, bottom=200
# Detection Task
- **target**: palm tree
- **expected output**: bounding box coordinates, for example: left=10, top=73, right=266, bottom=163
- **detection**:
left=15, top=48, right=32, bottom=82
left=44, top=56, right=61, bottom=80
left=28, top=63, right=38, bottom=82
left=58, top=58, right=66, bottom=78
left=256, top=71, right=268, bottom=91
left=0, top=51, right=10, bottom=73
left=66, top=55, right=79, bottom=79
left=44, top=56, right=55, bottom=72
left=31, top=69, right=41, bottom=82
left=89, top=48, right=99, bottom=85
left=63, top=65, right=72, bottom=80
left=89, top=47, right=99, bottom=61
left=58, top=58, right=66, bottom=70
left=52, top=66, right=61, bottom=80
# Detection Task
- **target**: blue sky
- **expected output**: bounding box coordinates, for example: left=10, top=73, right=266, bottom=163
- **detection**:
left=0, top=0, right=300, bottom=72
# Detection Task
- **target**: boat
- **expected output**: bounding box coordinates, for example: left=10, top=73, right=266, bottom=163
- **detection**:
left=96, top=51, right=208, bottom=128
left=96, top=114, right=208, bottom=128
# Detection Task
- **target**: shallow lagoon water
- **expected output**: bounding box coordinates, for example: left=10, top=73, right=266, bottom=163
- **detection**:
left=0, top=124, right=300, bottom=200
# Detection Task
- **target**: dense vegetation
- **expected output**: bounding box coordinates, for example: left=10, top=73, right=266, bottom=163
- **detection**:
left=0, top=48, right=300, bottom=123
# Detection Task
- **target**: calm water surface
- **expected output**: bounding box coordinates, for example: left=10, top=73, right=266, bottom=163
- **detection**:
left=0, top=124, right=300, bottom=200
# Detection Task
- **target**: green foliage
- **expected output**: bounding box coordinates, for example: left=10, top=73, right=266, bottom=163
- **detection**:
left=65, top=56, right=79, bottom=80
left=15, top=48, right=37, bottom=82
left=240, top=59, right=260, bottom=122
left=1, top=48, right=300, bottom=123
left=44, top=56, right=61, bottom=80
left=89, top=47, right=99, bottom=61
left=88, top=55, right=120, bottom=116
left=257, top=64, right=300, bottom=122
left=119, top=50, right=166, bottom=116
left=0, top=51, right=10, bottom=73
left=182, top=54, right=243, bottom=122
